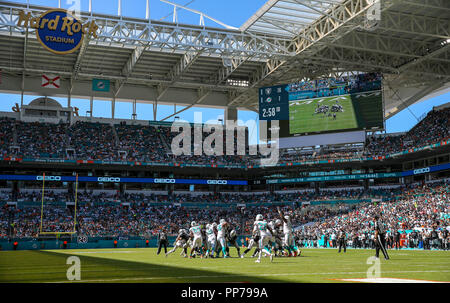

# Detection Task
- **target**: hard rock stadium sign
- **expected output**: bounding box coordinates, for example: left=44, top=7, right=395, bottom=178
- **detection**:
left=17, top=9, right=98, bottom=55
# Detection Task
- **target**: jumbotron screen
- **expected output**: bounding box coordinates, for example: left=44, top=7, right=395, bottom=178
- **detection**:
left=259, top=73, right=384, bottom=137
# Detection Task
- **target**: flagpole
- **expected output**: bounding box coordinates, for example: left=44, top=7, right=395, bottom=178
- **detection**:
left=73, top=173, right=78, bottom=233
left=39, top=172, right=45, bottom=234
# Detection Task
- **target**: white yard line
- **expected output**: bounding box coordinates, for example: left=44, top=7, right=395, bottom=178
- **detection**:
left=59, top=251, right=137, bottom=254
left=46, top=270, right=450, bottom=283
left=336, top=278, right=450, bottom=283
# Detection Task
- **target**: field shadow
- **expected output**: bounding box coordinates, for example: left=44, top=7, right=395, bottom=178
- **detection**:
left=0, top=250, right=300, bottom=283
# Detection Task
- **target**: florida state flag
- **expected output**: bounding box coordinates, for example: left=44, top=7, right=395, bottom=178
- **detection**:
left=42, top=74, right=60, bottom=89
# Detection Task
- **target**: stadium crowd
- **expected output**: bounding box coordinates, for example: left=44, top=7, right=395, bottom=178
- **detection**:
left=3, top=187, right=395, bottom=205
left=0, top=106, right=448, bottom=164
left=1, top=181, right=448, bottom=250
left=115, top=123, right=168, bottom=162
left=0, top=117, right=14, bottom=158
left=298, top=181, right=450, bottom=250
left=365, top=107, right=450, bottom=156
left=67, top=121, right=117, bottom=161
left=15, top=121, right=68, bottom=159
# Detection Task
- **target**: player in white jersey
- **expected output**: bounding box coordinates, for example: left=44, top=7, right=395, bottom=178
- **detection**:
left=216, top=219, right=229, bottom=258
left=278, top=207, right=301, bottom=257
left=268, top=221, right=276, bottom=243
left=240, top=229, right=260, bottom=258
left=189, top=221, right=203, bottom=258
left=166, top=229, right=190, bottom=258
left=253, top=214, right=275, bottom=263
left=205, top=223, right=217, bottom=258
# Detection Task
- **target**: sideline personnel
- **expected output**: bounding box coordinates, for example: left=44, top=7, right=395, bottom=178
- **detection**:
left=374, top=214, right=390, bottom=260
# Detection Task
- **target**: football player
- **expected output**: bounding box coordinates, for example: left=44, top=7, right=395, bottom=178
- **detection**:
left=241, top=229, right=261, bottom=258
left=205, top=223, right=217, bottom=258
left=226, top=229, right=241, bottom=257
left=253, top=214, right=275, bottom=263
left=272, top=219, right=284, bottom=256
left=166, top=229, right=189, bottom=258
left=216, top=219, right=229, bottom=258
left=278, top=207, right=301, bottom=257
left=189, top=221, right=203, bottom=258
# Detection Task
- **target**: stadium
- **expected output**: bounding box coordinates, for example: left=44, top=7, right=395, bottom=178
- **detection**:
left=0, top=0, right=449, bottom=289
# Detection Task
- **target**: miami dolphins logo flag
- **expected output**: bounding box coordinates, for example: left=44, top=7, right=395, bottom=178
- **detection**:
left=92, top=79, right=110, bottom=92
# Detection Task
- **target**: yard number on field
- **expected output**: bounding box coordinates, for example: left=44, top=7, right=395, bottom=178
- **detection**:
left=366, top=256, right=381, bottom=279
left=66, top=256, right=81, bottom=281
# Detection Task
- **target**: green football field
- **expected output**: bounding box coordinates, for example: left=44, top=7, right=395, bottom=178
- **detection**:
left=1, top=248, right=449, bottom=283
left=288, top=95, right=358, bottom=134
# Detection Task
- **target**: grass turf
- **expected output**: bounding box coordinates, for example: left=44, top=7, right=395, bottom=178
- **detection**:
left=1, top=248, right=449, bottom=283
left=288, top=94, right=357, bottom=134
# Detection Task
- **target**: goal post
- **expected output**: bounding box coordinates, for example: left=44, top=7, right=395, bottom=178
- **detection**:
left=39, top=173, right=79, bottom=236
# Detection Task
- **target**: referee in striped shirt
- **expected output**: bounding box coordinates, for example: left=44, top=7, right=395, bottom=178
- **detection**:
left=374, top=214, right=390, bottom=260
left=157, top=230, right=169, bottom=255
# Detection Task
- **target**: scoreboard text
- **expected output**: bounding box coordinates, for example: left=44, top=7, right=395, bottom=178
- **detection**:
left=258, top=85, right=289, bottom=121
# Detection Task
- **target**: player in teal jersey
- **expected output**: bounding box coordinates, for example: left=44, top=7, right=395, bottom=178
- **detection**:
left=216, top=219, right=229, bottom=258
left=253, top=214, right=275, bottom=263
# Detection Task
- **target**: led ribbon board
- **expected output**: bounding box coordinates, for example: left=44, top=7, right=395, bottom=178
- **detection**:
left=263, top=162, right=450, bottom=184
left=0, top=175, right=248, bottom=185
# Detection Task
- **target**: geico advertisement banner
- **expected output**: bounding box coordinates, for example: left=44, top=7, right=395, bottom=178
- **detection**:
left=402, top=162, right=450, bottom=176
left=0, top=175, right=247, bottom=185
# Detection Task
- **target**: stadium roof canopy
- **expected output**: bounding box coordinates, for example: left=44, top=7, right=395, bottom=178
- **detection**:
left=241, top=0, right=344, bottom=38
left=0, top=0, right=449, bottom=121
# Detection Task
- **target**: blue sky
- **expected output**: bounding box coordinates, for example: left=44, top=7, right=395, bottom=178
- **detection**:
left=9, top=0, right=267, bottom=27
left=0, top=0, right=448, bottom=144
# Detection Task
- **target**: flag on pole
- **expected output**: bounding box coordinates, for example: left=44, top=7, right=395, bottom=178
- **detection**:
left=42, top=74, right=60, bottom=89
left=92, top=79, right=110, bottom=92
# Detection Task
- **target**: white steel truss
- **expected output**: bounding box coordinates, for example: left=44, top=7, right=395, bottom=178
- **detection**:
left=0, top=2, right=293, bottom=60
left=0, top=0, right=448, bottom=118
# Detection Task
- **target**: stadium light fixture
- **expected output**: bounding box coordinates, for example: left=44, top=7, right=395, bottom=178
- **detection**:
left=441, top=39, right=450, bottom=46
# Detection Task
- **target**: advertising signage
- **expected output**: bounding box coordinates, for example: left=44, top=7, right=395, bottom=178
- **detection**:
left=17, top=9, right=99, bottom=55
left=265, top=162, right=450, bottom=184
left=0, top=175, right=248, bottom=186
